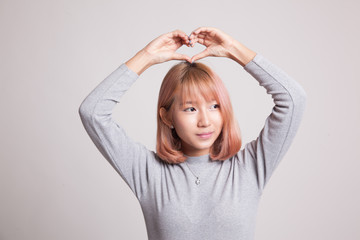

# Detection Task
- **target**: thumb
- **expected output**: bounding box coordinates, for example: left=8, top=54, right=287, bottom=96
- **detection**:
left=172, top=53, right=192, bottom=63
left=191, top=49, right=210, bottom=62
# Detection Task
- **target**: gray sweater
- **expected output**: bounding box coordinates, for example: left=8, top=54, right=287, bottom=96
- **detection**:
left=78, top=53, right=307, bottom=240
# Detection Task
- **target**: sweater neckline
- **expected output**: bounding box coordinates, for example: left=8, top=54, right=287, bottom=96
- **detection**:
left=184, top=154, right=213, bottom=165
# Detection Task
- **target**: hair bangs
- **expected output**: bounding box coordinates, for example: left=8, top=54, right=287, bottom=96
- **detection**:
left=178, top=69, right=220, bottom=107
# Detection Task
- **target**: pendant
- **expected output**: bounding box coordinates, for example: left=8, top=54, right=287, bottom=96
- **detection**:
left=195, top=177, right=200, bottom=185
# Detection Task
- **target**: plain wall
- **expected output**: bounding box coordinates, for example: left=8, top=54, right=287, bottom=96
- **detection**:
left=1, top=0, right=359, bottom=239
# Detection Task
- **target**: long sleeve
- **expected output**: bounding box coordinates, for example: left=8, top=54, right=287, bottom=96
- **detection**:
left=78, top=63, right=161, bottom=201
left=240, top=54, right=307, bottom=193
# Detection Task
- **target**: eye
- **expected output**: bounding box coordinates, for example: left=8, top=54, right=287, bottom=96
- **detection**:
left=210, top=104, right=220, bottom=110
left=184, top=107, right=196, bottom=112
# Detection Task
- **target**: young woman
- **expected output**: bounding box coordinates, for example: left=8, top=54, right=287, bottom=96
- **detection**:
left=79, top=27, right=307, bottom=240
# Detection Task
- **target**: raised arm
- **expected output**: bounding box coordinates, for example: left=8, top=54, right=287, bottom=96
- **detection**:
left=78, top=29, right=192, bottom=201
left=190, top=27, right=307, bottom=192
left=240, top=53, right=307, bottom=192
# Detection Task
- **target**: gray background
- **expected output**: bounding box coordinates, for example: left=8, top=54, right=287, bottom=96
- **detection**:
left=1, top=0, right=359, bottom=239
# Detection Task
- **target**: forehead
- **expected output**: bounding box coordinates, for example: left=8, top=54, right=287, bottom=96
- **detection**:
left=170, top=66, right=220, bottom=107
left=174, top=84, right=218, bottom=106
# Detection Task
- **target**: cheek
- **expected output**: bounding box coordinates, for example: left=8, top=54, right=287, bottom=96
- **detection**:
left=172, top=112, right=192, bottom=131
left=214, top=113, right=224, bottom=129
left=175, top=116, right=196, bottom=131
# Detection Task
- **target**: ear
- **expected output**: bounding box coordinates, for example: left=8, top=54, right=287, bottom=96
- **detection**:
left=159, top=107, right=173, bottom=128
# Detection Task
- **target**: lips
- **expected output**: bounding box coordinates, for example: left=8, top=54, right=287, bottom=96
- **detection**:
left=196, top=132, right=213, bottom=139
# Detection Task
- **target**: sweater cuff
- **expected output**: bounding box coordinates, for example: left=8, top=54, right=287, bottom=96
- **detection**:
left=243, top=53, right=263, bottom=70
left=119, top=63, right=140, bottom=79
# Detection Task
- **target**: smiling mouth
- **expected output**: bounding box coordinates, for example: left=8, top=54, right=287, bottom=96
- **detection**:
left=196, top=132, right=213, bottom=139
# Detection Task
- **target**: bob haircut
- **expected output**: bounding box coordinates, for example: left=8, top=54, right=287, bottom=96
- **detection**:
left=156, top=61, right=242, bottom=164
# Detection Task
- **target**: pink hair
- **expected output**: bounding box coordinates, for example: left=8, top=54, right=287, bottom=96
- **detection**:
left=156, top=61, right=242, bottom=164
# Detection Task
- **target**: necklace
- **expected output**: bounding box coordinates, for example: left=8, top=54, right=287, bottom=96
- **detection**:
left=185, top=161, right=201, bottom=185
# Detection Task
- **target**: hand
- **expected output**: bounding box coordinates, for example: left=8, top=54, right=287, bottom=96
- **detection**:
left=188, top=27, right=236, bottom=62
left=142, top=29, right=192, bottom=65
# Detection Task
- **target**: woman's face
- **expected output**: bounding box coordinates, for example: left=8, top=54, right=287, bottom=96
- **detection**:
left=171, top=94, right=223, bottom=156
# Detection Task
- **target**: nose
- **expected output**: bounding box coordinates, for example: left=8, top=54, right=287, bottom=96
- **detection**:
left=197, top=110, right=211, bottom=127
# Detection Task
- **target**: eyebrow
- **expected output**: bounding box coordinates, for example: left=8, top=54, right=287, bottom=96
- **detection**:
left=179, top=101, right=195, bottom=106
left=179, top=99, right=217, bottom=106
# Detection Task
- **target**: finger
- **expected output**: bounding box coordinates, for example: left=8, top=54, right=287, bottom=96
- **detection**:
left=167, top=34, right=188, bottom=46
left=191, top=49, right=210, bottom=62
left=188, top=31, right=196, bottom=39
left=188, top=32, right=200, bottom=41
left=189, top=27, right=216, bottom=41
left=174, top=38, right=185, bottom=45
left=196, top=33, right=207, bottom=39
left=189, top=33, right=207, bottom=46
left=187, top=33, right=194, bottom=47
left=172, top=52, right=192, bottom=63
left=192, top=26, right=214, bottom=35
left=178, top=38, right=191, bottom=48
left=188, top=36, right=205, bottom=47
left=180, top=36, right=191, bottom=47
left=187, top=37, right=198, bottom=47
left=171, top=30, right=190, bottom=44
left=173, top=36, right=190, bottom=47
left=170, top=29, right=187, bottom=37
left=196, top=38, right=206, bottom=45
left=188, top=32, right=195, bottom=40
left=189, top=32, right=201, bottom=39
left=191, top=26, right=207, bottom=35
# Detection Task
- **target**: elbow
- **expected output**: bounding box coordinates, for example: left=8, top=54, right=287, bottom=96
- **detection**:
left=294, top=86, right=307, bottom=113
left=78, top=99, right=93, bottom=119
left=300, top=85, right=307, bottom=100
left=298, top=86, right=308, bottom=104
left=78, top=104, right=86, bottom=119
left=292, top=81, right=307, bottom=105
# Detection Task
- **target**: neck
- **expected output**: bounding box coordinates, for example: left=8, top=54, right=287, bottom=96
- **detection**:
left=184, top=153, right=212, bottom=165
